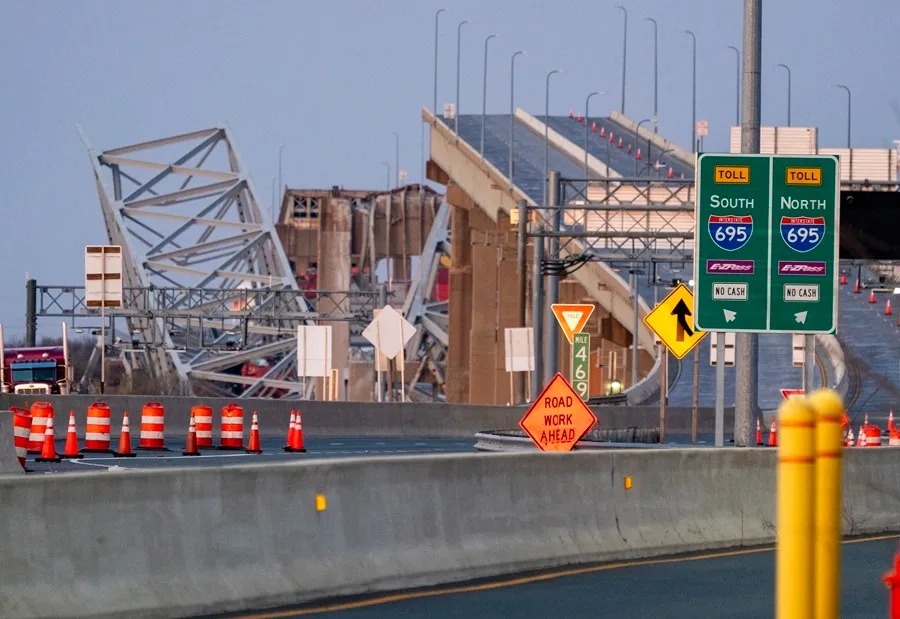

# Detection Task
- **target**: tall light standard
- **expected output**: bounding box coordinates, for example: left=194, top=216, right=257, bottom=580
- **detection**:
left=775, top=63, right=792, bottom=126
left=480, top=33, right=497, bottom=159
left=683, top=30, right=697, bottom=152
left=543, top=69, right=562, bottom=206
left=433, top=8, right=446, bottom=114
left=634, top=118, right=651, bottom=177
left=509, top=50, right=526, bottom=187
left=616, top=5, right=627, bottom=114
left=584, top=91, right=605, bottom=179
left=726, top=45, right=740, bottom=127
left=644, top=17, right=658, bottom=132
left=835, top=84, right=851, bottom=147
left=392, top=131, right=400, bottom=186
left=381, top=161, right=391, bottom=191
left=276, top=145, right=285, bottom=222
left=454, top=20, right=469, bottom=135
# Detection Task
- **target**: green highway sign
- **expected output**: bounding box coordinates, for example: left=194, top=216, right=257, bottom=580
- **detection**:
left=694, top=153, right=840, bottom=333
left=572, top=332, right=590, bottom=401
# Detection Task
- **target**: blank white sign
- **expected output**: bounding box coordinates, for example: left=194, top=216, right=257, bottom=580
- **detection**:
left=504, top=327, right=535, bottom=372
left=297, top=325, right=333, bottom=377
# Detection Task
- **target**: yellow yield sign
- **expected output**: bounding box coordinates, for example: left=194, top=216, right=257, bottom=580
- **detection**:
left=643, top=283, right=707, bottom=359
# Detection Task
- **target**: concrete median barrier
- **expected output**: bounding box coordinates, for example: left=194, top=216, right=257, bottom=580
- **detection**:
left=0, top=448, right=898, bottom=618
left=0, top=412, right=25, bottom=475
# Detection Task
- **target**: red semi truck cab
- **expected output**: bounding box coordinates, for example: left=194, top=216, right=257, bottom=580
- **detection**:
left=1, top=346, right=70, bottom=395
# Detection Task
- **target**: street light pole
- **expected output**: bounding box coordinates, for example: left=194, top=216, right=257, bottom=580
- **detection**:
left=584, top=91, right=602, bottom=179
left=634, top=118, right=651, bottom=177
left=683, top=30, right=697, bottom=152
left=481, top=34, right=497, bottom=159
left=727, top=45, right=740, bottom=127
left=644, top=17, right=658, bottom=132
left=616, top=5, right=627, bottom=114
left=381, top=161, right=391, bottom=191
left=835, top=84, right=852, bottom=147
left=775, top=63, right=792, bottom=126
left=543, top=69, right=561, bottom=206
left=454, top=20, right=469, bottom=135
left=433, top=8, right=446, bottom=115
left=509, top=50, right=526, bottom=187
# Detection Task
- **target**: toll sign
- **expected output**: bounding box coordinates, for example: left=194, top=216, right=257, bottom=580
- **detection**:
left=519, top=373, right=598, bottom=452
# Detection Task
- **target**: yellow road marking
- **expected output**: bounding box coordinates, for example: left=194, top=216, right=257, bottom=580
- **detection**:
left=235, top=533, right=900, bottom=618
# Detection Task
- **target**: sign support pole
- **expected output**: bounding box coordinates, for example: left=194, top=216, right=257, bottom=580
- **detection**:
left=691, top=347, right=700, bottom=445
left=544, top=170, right=561, bottom=383
left=659, top=349, right=666, bottom=442
left=804, top=334, right=816, bottom=391
left=100, top=249, right=106, bottom=396
left=715, top=331, right=725, bottom=447
left=734, top=0, right=762, bottom=447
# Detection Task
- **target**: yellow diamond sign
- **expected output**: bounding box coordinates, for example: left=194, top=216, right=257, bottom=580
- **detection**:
left=643, top=284, right=708, bottom=359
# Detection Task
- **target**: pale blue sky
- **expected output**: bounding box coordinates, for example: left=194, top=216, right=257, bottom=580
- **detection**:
left=1, top=0, right=897, bottom=336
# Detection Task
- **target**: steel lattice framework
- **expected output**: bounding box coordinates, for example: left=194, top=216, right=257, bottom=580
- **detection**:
left=81, top=126, right=316, bottom=398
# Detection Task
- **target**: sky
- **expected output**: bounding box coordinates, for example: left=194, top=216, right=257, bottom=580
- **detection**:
left=1, top=0, right=898, bottom=338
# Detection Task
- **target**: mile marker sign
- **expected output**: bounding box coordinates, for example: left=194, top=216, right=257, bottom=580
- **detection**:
left=519, top=373, right=597, bottom=452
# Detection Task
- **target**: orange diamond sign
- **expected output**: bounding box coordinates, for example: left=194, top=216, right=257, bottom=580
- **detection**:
left=519, top=373, right=598, bottom=452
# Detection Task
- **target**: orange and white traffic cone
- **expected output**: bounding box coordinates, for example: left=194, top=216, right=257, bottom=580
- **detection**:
left=60, top=410, right=83, bottom=459
left=840, top=273, right=847, bottom=285
left=183, top=414, right=201, bottom=456
left=870, top=290, right=877, bottom=304
left=857, top=425, right=866, bottom=447
left=114, top=412, right=136, bottom=457
left=283, top=410, right=296, bottom=451
left=845, top=427, right=855, bottom=447
left=756, top=417, right=763, bottom=446
left=35, top=417, right=61, bottom=463
left=767, top=420, right=778, bottom=447
left=291, top=410, right=307, bottom=453
left=887, top=300, right=893, bottom=316
left=246, top=412, right=263, bottom=454
left=889, top=410, right=895, bottom=433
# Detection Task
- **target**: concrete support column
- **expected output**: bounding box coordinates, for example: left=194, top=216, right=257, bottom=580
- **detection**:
left=468, top=207, right=499, bottom=404
left=317, top=197, right=351, bottom=399
left=445, top=183, right=473, bottom=403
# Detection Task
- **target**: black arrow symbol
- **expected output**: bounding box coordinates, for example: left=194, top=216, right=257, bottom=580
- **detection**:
left=671, top=299, right=694, bottom=341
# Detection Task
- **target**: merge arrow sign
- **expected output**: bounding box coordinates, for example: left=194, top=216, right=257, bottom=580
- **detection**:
left=671, top=299, right=694, bottom=342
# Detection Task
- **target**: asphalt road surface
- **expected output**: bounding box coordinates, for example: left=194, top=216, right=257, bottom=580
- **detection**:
left=222, top=534, right=900, bottom=619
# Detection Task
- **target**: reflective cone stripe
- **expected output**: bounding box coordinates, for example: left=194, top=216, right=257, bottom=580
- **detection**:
left=284, top=411, right=296, bottom=451
left=856, top=425, right=866, bottom=447
left=191, top=404, right=214, bottom=448
left=61, top=411, right=83, bottom=459
left=139, top=402, right=166, bottom=449
left=219, top=404, right=244, bottom=449
left=35, top=417, right=61, bottom=463
left=12, top=408, right=32, bottom=469
left=183, top=415, right=200, bottom=456
left=291, top=411, right=306, bottom=453
left=83, top=402, right=112, bottom=452
left=114, top=412, right=136, bottom=457
left=845, top=427, right=855, bottom=447
left=27, top=402, right=54, bottom=453
left=246, top=412, right=262, bottom=454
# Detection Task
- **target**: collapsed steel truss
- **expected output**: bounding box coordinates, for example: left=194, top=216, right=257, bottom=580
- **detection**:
left=81, top=127, right=324, bottom=397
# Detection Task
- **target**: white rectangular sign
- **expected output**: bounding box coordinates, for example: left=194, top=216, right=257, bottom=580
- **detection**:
left=297, top=325, right=333, bottom=377
left=504, top=327, right=535, bottom=372
left=84, top=245, right=123, bottom=308
left=792, top=333, right=805, bottom=367
left=709, top=331, right=736, bottom=367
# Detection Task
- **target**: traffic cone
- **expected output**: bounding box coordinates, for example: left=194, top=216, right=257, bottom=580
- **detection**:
left=599, top=126, right=606, bottom=137
left=854, top=278, right=861, bottom=293
left=869, top=290, right=877, bottom=304
left=114, top=412, right=136, bottom=457
left=768, top=420, right=778, bottom=447
left=635, top=147, right=642, bottom=160
left=284, top=410, right=297, bottom=451
left=626, top=143, right=633, bottom=154
left=667, top=166, right=674, bottom=179
left=845, top=426, right=855, bottom=447
left=246, top=412, right=263, bottom=454
left=840, top=273, right=847, bottom=285
left=617, top=136, right=623, bottom=148
left=576, top=114, right=584, bottom=123
left=889, top=410, right=895, bottom=433
left=183, top=414, right=201, bottom=456
left=755, top=417, right=763, bottom=446
left=608, top=131, right=615, bottom=143
left=591, top=121, right=597, bottom=132
left=568, top=108, right=574, bottom=119
left=60, top=410, right=83, bottom=459
left=857, top=425, right=866, bottom=447
left=865, top=413, right=870, bottom=426
left=290, top=410, right=307, bottom=453
left=887, top=300, right=893, bottom=316
left=680, top=172, right=686, bottom=180
left=35, top=417, right=61, bottom=463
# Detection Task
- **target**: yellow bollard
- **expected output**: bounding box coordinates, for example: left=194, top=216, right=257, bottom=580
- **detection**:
left=808, top=389, right=845, bottom=619
left=776, top=397, right=816, bottom=619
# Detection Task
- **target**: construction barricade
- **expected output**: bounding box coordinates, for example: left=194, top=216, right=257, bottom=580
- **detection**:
left=11, top=407, right=32, bottom=470
left=27, top=402, right=54, bottom=454
left=139, top=402, right=166, bottom=450
left=219, top=403, right=244, bottom=450
left=192, top=404, right=213, bottom=448
left=864, top=424, right=882, bottom=447
left=83, top=402, right=112, bottom=453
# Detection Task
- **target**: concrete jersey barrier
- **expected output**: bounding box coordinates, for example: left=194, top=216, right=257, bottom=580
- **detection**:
left=0, top=412, right=24, bottom=476
left=0, top=448, right=898, bottom=618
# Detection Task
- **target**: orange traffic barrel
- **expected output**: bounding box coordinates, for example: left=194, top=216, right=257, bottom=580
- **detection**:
left=27, top=402, right=54, bottom=453
left=864, top=424, right=882, bottom=447
left=192, top=404, right=213, bottom=448
left=84, top=402, right=112, bottom=452
left=139, top=402, right=166, bottom=449
left=890, top=428, right=900, bottom=447
left=219, top=403, right=244, bottom=449
left=11, top=407, right=32, bottom=470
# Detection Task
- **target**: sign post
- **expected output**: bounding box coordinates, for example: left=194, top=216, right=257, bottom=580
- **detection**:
left=85, top=245, right=123, bottom=395
left=571, top=333, right=590, bottom=401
